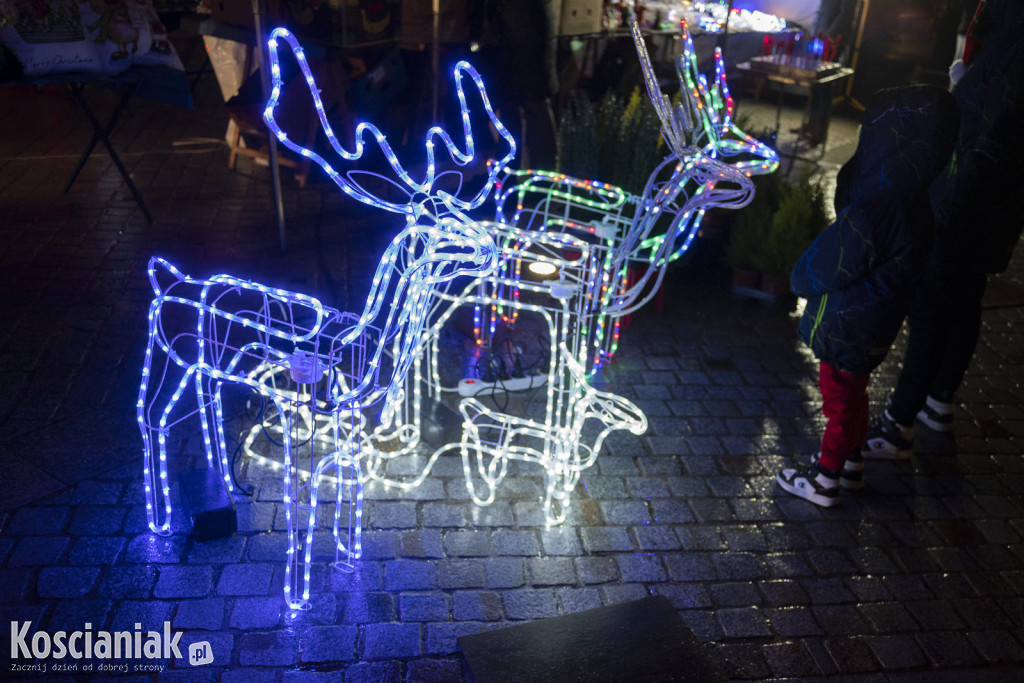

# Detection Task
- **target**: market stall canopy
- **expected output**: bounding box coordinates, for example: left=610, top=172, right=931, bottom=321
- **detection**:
left=741, top=0, right=821, bottom=31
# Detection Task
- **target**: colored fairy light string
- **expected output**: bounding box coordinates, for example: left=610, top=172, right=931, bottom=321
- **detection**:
left=463, top=21, right=776, bottom=389
left=620, top=20, right=777, bottom=273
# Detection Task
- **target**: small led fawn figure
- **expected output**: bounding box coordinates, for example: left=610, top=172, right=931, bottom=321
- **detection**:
left=138, top=27, right=516, bottom=608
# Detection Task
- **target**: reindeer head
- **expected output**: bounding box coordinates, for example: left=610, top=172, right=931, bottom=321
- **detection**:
left=263, top=28, right=516, bottom=226
left=631, top=21, right=778, bottom=178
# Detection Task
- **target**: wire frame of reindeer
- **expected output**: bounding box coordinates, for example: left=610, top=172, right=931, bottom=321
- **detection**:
left=139, top=26, right=515, bottom=608
left=136, top=258, right=372, bottom=609
left=236, top=21, right=778, bottom=529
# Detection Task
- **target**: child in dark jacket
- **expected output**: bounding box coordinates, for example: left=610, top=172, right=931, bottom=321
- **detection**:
left=776, top=85, right=959, bottom=507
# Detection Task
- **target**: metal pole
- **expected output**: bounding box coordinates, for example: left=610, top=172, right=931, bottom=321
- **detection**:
left=717, top=0, right=734, bottom=61
left=432, top=0, right=440, bottom=122
left=839, top=0, right=869, bottom=111
left=252, top=0, right=288, bottom=253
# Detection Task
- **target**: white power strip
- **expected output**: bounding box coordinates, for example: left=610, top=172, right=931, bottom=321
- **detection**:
left=458, top=373, right=548, bottom=397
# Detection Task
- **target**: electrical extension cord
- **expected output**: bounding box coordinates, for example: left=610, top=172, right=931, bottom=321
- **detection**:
left=458, top=373, right=548, bottom=397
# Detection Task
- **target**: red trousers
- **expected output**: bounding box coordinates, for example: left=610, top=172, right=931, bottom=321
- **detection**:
left=817, top=361, right=870, bottom=472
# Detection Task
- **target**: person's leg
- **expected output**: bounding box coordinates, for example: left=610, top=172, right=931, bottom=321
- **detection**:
left=889, top=265, right=987, bottom=433
left=928, top=268, right=987, bottom=402
left=889, top=267, right=945, bottom=426
left=778, top=362, right=868, bottom=506
left=817, top=362, right=871, bottom=472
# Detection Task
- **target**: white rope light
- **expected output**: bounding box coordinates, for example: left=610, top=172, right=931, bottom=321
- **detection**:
left=138, top=29, right=513, bottom=607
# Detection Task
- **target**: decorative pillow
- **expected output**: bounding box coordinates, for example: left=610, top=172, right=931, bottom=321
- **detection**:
left=0, top=0, right=101, bottom=75
left=0, top=0, right=182, bottom=78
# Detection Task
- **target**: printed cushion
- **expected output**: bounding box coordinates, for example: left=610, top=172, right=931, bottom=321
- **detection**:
left=0, top=0, right=182, bottom=78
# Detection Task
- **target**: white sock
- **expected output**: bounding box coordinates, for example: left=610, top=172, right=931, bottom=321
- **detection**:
left=925, top=395, right=954, bottom=414
left=815, top=471, right=838, bottom=488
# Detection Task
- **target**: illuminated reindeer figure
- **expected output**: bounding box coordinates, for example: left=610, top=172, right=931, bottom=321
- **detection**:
left=138, top=26, right=515, bottom=608
left=419, top=22, right=780, bottom=523
left=484, top=21, right=779, bottom=373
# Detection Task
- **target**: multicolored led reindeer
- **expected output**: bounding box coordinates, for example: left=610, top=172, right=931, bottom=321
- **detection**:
left=391, top=21, right=778, bottom=523
left=137, top=26, right=515, bottom=608
left=233, top=22, right=780, bottom=527
left=483, top=21, right=780, bottom=373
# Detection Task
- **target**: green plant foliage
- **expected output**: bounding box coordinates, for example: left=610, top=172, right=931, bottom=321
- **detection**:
left=726, top=170, right=829, bottom=277
left=725, top=172, right=783, bottom=270
left=557, top=86, right=664, bottom=195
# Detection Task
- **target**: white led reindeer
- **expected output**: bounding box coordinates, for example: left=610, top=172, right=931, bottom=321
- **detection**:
left=137, top=259, right=370, bottom=573
left=138, top=26, right=516, bottom=609
left=295, top=21, right=778, bottom=525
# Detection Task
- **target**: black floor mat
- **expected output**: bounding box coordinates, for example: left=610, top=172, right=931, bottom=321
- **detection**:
left=458, top=595, right=728, bottom=683
left=983, top=277, right=1024, bottom=309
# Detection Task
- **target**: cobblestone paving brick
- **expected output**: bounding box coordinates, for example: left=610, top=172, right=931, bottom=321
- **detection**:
left=217, top=563, right=275, bottom=596
left=154, top=564, right=213, bottom=599
left=172, top=597, right=226, bottom=630
left=362, top=622, right=421, bottom=659
left=238, top=630, right=296, bottom=666
left=2, top=73, right=1023, bottom=681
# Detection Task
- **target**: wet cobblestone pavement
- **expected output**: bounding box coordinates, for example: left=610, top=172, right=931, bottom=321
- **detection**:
left=2, top=18, right=1024, bottom=682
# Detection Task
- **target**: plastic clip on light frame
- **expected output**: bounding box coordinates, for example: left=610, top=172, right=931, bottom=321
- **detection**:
left=139, top=28, right=513, bottom=609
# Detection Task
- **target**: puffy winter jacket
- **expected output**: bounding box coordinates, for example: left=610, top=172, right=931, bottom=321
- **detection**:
left=791, top=85, right=960, bottom=375
left=930, top=0, right=1024, bottom=275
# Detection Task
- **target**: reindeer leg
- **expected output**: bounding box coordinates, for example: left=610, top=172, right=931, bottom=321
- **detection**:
left=458, top=399, right=505, bottom=507
left=543, top=439, right=576, bottom=526
left=194, top=370, right=219, bottom=472
left=295, top=449, right=331, bottom=612
left=149, top=367, right=198, bottom=536
left=138, top=336, right=167, bottom=536
left=332, top=413, right=363, bottom=571
left=274, top=395, right=308, bottom=610
left=208, top=378, right=235, bottom=493
left=337, top=448, right=364, bottom=569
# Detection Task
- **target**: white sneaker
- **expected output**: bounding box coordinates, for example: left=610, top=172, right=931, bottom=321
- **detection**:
left=777, top=464, right=840, bottom=507
left=862, top=410, right=914, bottom=459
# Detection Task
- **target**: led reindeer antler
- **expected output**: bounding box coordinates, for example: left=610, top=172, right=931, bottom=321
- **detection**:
left=672, top=24, right=779, bottom=177
left=262, top=27, right=516, bottom=222
left=632, top=21, right=699, bottom=160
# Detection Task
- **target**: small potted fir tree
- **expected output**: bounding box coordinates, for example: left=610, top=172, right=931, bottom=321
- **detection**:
left=726, top=171, right=828, bottom=299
